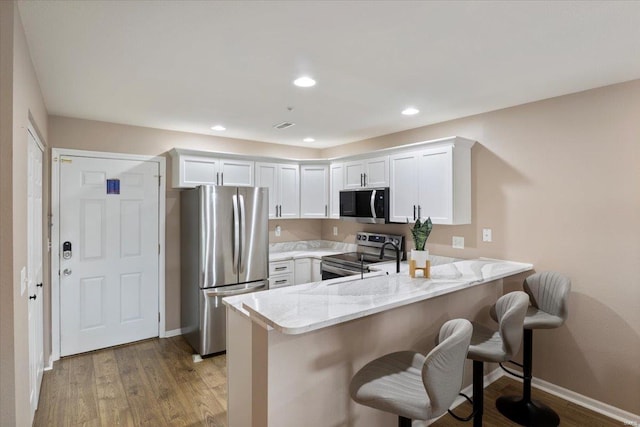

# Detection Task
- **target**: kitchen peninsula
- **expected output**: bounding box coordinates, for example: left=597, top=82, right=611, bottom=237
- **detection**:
left=223, top=258, right=533, bottom=427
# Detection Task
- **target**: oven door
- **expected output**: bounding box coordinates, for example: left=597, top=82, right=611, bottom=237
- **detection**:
left=321, top=261, right=362, bottom=280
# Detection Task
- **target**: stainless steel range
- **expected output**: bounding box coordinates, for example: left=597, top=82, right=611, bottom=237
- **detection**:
left=321, top=232, right=405, bottom=280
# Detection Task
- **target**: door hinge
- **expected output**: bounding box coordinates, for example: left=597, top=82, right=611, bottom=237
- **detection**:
left=158, top=312, right=161, bottom=323
left=158, top=175, right=161, bottom=187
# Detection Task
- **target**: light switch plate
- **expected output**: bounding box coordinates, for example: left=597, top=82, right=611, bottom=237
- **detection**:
left=482, top=228, right=492, bottom=242
left=452, top=236, right=465, bottom=249
left=275, top=225, right=281, bottom=237
left=333, top=226, right=338, bottom=236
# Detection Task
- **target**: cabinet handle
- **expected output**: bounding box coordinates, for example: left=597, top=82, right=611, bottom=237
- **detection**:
left=275, top=266, right=287, bottom=271
left=360, top=173, right=364, bottom=187
left=274, top=279, right=287, bottom=284
left=413, top=205, right=416, bottom=221
left=418, top=205, right=421, bottom=219
left=29, top=294, right=36, bottom=300
left=216, top=172, right=219, bottom=186
left=221, top=172, right=224, bottom=185
left=364, top=173, right=367, bottom=187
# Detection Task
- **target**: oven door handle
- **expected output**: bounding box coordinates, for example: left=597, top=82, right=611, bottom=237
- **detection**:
left=321, top=263, right=362, bottom=277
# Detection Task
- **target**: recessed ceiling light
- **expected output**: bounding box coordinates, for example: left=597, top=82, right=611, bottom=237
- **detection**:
left=303, top=137, right=315, bottom=143
left=401, top=107, right=420, bottom=116
left=211, top=125, right=226, bottom=131
left=293, top=76, right=316, bottom=88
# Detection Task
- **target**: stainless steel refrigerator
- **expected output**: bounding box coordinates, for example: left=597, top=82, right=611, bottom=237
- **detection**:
left=181, top=185, right=269, bottom=355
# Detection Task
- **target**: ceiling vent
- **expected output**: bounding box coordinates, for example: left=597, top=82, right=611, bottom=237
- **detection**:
left=273, top=121, right=295, bottom=130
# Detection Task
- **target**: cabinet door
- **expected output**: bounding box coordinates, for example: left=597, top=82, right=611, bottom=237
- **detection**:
left=278, top=164, right=300, bottom=218
left=311, top=259, right=322, bottom=282
left=294, top=258, right=311, bottom=285
left=389, top=152, right=419, bottom=223
left=300, top=165, right=329, bottom=218
left=255, top=162, right=278, bottom=218
left=220, top=159, right=254, bottom=187
left=343, top=161, right=365, bottom=189
left=329, top=163, right=344, bottom=219
left=180, top=155, right=220, bottom=187
left=417, top=146, right=453, bottom=224
left=365, top=156, right=389, bottom=188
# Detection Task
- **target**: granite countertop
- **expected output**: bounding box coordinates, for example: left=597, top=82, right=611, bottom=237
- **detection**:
left=269, top=249, right=345, bottom=262
left=268, top=240, right=356, bottom=262
left=223, top=258, right=533, bottom=335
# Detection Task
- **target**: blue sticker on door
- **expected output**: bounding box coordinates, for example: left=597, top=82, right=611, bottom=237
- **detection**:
left=106, top=179, right=120, bottom=194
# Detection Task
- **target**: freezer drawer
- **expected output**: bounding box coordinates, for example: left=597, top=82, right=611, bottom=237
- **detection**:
left=185, top=282, right=267, bottom=356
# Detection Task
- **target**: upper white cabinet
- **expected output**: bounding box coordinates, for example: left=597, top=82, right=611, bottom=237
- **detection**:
left=344, top=156, right=389, bottom=189
left=300, top=165, right=329, bottom=218
left=170, top=149, right=254, bottom=188
left=255, top=162, right=300, bottom=219
left=329, top=163, right=344, bottom=219
left=389, top=137, right=473, bottom=225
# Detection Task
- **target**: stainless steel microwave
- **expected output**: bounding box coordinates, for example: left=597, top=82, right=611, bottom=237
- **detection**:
left=339, top=188, right=390, bottom=224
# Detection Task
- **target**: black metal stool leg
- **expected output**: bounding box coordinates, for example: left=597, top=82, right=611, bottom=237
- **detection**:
left=398, top=415, right=412, bottom=427
left=496, top=329, right=560, bottom=426
left=473, top=360, right=483, bottom=427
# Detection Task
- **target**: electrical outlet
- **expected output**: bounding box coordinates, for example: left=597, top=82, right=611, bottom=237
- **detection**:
left=452, top=236, right=464, bottom=249
left=333, top=226, right=338, bottom=236
left=482, top=228, right=492, bottom=242
left=275, top=225, right=281, bottom=237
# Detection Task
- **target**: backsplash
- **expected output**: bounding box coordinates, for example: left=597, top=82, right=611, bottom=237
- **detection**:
left=269, top=240, right=356, bottom=253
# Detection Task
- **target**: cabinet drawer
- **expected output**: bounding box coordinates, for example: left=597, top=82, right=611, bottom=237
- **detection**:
left=269, top=260, right=294, bottom=276
left=269, top=273, right=294, bottom=289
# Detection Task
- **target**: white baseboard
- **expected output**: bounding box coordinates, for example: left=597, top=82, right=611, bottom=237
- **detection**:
left=163, top=328, right=184, bottom=338
left=530, top=376, right=640, bottom=425
left=426, top=368, right=640, bottom=426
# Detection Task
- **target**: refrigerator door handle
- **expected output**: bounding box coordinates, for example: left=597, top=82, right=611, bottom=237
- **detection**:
left=232, top=194, right=239, bottom=274
left=239, top=194, right=246, bottom=273
left=203, top=283, right=267, bottom=297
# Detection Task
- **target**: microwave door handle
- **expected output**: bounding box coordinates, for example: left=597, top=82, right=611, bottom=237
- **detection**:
left=232, top=194, right=239, bottom=274
left=370, top=189, right=377, bottom=219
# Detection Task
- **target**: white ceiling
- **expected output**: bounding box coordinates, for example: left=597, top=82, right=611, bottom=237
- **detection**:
left=17, top=1, right=640, bottom=148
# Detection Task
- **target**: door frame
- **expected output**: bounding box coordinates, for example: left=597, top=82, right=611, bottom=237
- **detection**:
left=50, top=148, right=166, bottom=362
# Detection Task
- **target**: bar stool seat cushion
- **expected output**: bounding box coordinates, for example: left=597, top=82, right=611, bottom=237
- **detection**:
left=523, top=306, right=564, bottom=329
left=350, top=351, right=432, bottom=420
left=350, top=318, right=472, bottom=422
left=468, top=321, right=510, bottom=363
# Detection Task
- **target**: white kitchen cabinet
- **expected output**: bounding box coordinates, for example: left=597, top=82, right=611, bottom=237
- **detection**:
left=311, top=259, right=322, bottom=282
left=269, top=260, right=294, bottom=289
left=329, top=163, right=344, bottom=218
left=255, top=162, right=300, bottom=219
left=389, top=138, right=473, bottom=225
left=294, top=258, right=312, bottom=285
left=300, top=165, right=329, bottom=218
left=169, top=149, right=254, bottom=188
left=343, top=156, right=389, bottom=189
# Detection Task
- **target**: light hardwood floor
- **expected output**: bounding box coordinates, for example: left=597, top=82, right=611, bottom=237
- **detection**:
left=35, top=336, right=622, bottom=426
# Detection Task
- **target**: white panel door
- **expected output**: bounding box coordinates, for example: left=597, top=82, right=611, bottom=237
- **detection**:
left=300, top=165, right=328, bottom=218
left=255, top=162, right=278, bottom=218
left=365, top=156, right=389, bottom=188
left=220, top=159, right=254, bottom=187
left=27, top=130, right=44, bottom=419
left=278, top=164, right=300, bottom=218
left=343, top=161, right=365, bottom=189
left=329, top=163, right=343, bottom=219
left=418, top=146, right=453, bottom=223
left=59, top=156, right=159, bottom=356
left=389, top=152, right=419, bottom=223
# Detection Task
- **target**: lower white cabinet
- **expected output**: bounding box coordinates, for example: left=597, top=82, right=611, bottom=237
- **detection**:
left=269, top=260, right=294, bottom=289
left=294, top=258, right=311, bottom=285
left=312, top=259, right=322, bottom=282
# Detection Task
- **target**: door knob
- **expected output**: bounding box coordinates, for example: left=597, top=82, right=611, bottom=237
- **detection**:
left=63, top=268, right=72, bottom=276
left=29, top=294, right=37, bottom=300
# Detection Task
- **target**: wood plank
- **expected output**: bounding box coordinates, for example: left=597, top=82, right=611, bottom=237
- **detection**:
left=33, top=356, right=71, bottom=427
left=113, top=342, right=167, bottom=426
left=66, top=353, right=99, bottom=425
left=92, top=349, right=135, bottom=427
